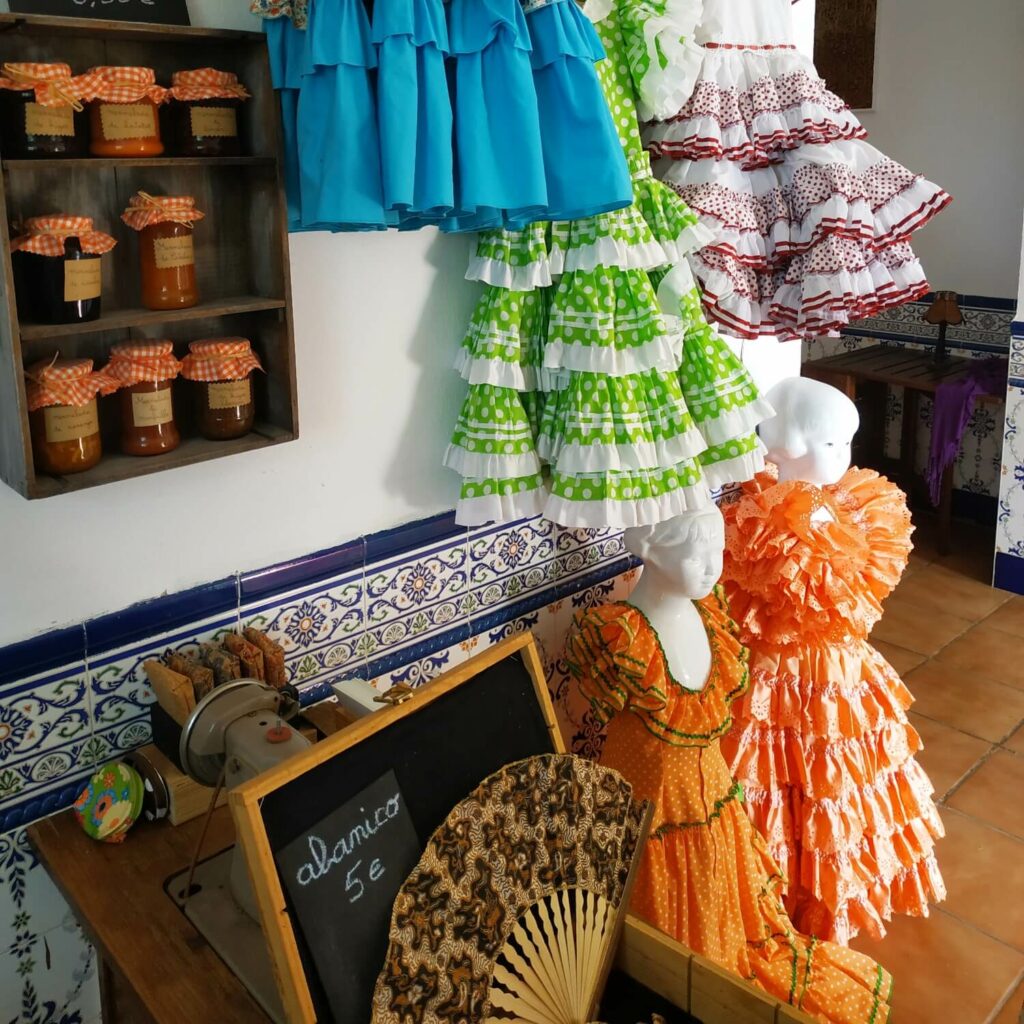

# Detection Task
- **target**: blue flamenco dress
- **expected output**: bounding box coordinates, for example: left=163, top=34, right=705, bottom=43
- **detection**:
left=253, top=0, right=633, bottom=232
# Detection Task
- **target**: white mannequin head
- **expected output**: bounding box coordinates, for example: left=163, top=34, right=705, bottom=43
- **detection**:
left=759, top=377, right=859, bottom=486
left=623, top=505, right=725, bottom=600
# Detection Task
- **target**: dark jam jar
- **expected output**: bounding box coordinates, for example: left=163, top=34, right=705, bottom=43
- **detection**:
left=103, top=341, right=182, bottom=457
left=10, top=216, right=116, bottom=325
left=0, top=63, right=88, bottom=158
left=181, top=337, right=262, bottom=441
left=166, top=70, right=249, bottom=157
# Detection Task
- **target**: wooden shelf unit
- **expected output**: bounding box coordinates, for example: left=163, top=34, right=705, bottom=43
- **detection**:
left=0, top=13, right=298, bottom=499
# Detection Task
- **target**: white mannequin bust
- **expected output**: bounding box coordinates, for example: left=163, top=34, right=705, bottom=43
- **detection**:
left=759, top=377, right=859, bottom=523
left=623, top=506, right=725, bottom=691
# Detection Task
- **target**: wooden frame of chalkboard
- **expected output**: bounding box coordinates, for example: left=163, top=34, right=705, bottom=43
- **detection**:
left=229, top=632, right=562, bottom=1024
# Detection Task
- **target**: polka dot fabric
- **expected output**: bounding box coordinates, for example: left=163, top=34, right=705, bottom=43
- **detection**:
left=446, top=4, right=772, bottom=528
left=565, top=590, right=894, bottom=1024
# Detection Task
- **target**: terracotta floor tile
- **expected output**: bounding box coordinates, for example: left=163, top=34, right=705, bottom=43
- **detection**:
left=875, top=640, right=927, bottom=677
left=947, top=750, right=1024, bottom=838
left=1005, top=725, right=1024, bottom=756
left=851, top=909, right=1023, bottom=1024
left=938, top=809, right=1024, bottom=951
left=938, top=626, right=1024, bottom=692
left=904, top=662, right=1024, bottom=743
left=908, top=712, right=993, bottom=801
left=992, top=977, right=1024, bottom=1024
left=872, top=599, right=973, bottom=656
left=986, top=599, right=1024, bottom=640
left=894, top=563, right=1010, bottom=622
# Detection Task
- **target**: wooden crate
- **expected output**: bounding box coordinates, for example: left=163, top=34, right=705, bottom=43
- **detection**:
left=0, top=13, right=297, bottom=498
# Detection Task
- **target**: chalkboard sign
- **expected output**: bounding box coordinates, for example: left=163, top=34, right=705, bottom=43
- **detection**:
left=275, top=770, right=421, bottom=1024
left=9, top=0, right=191, bottom=26
left=230, top=633, right=561, bottom=1024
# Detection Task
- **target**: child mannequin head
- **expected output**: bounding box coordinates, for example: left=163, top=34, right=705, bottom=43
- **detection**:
left=624, top=505, right=725, bottom=600
left=759, top=377, right=859, bottom=486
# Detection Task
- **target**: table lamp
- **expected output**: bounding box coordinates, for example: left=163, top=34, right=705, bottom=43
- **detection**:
left=924, top=291, right=962, bottom=363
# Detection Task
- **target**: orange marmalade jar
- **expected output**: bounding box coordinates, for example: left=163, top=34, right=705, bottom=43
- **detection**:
left=180, top=338, right=262, bottom=440
left=81, top=66, right=167, bottom=157
left=167, top=68, right=250, bottom=157
left=0, top=62, right=90, bottom=158
left=25, top=356, right=120, bottom=476
left=103, top=341, right=182, bottom=456
left=121, top=193, right=204, bottom=310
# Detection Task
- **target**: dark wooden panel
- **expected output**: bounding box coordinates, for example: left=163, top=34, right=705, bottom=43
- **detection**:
left=814, top=0, right=877, bottom=110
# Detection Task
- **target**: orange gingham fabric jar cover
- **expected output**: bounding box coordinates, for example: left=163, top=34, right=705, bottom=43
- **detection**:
left=169, top=69, right=250, bottom=101
left=25, top=357, right=120, bottom=411
left=104, top=341, right=181, bottom=385
left=184, top=337, right=264, bottom=382
left=180, top=338, right=262, bottom=382
left=121, top=193, right=205, bottom=230
left=0, top=63, right=89, bottom=107
left=78, top=66, right=169, bottom=105
left=10, top=215, right=117, bottom=257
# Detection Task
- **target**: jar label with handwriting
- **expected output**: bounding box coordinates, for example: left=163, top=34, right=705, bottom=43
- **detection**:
left=131, top=389, right=174, bottom=427
left=190, top=105, right=237, bottom=138
left=44, top=402, right=99, bottom=443
left=153, top=234, right=195, bottom=270
left=63, top=259, right=102, bottom=302
left=207, top=379, right=251, bottom=410
left=25, top=102, right=74, bottom=137
left=99, top=102, right=156, bottom=140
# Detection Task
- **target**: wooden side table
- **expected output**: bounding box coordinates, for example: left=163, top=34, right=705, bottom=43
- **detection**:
left=803, top=346, right=1002, bottom=555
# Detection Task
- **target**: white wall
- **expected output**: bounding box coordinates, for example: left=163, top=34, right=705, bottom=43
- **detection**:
left=859, top=0, right=1024, bottom=298
left=0, top=2, right=482, bottom=646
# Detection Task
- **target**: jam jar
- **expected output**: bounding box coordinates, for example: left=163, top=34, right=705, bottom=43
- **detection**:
left=121, top=193, right=204, bottom=310
left=103, top=341, right=182, bottom=456
left=0, top=63, right=89, bottom=158
left=84, top=66, right=167, bottom=157
left=10, top=215, right=116, bottom=325
left=25, top=356, right=120, bottom=476
left=180, top=338, right=262, bottom=440
left=167, top=68, right=249, bottom=157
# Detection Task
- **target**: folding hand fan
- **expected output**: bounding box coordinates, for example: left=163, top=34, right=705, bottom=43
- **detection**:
left=371, top=753, right=652, bottom=1024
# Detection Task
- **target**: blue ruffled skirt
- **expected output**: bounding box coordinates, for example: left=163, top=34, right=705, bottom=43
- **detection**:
left=261, top=0, right=632, bottom=233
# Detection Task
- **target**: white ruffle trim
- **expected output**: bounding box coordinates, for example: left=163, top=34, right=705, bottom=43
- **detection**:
left=542, top=329, right=682, bottom=378
left=654, top=219, right=716, bottom=263
left=582, top=0, right=613, bottom=25
left=543, top=481, right=710, bottom=529
left=538, top=427, right=708, bottom=473
left=455, top=485, right=549, bottom=527
left=700, top=441, right=767, bottom=490
left=442, top=446, right=541, bottom=478
left=465, top=256, right=552, bottom=291
left=453, top=349, right=535, bottom=391
left=548, top=236, right=668, bottom=275
left=697, top=396, right=775, bottom=447
left=630, top=0, right=705, bottom=121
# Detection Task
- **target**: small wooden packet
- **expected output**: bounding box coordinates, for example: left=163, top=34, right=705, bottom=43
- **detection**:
left=223, top=632, right=265, bottom=681
left=165, top=652, right=214, bottom=701
left=143, top=660, right=195, bottom=727
left=243, top=627, right=287, bottom=689
left=199, top=642, right=241, bottom=686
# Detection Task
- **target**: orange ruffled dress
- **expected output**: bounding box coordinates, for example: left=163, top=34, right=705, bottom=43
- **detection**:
left=566, top=590, right=892, bottom=1024
left=720, top=468, right=946, bottom=945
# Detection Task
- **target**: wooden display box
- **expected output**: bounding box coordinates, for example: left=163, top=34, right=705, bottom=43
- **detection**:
left=231, top=633, right=817, bottom=1024
left=0, top=13, right=297, bottom=498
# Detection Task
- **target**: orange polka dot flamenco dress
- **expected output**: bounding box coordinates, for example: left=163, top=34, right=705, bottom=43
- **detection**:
left=566, top=591, right=892, bottom=1024
left=720, top=468, right=946, bottom=945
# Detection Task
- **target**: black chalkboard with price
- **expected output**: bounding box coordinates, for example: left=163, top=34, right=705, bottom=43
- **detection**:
left=230, top=632, right=562, bottom=1023
left=9, top=0, right=190, bottom=26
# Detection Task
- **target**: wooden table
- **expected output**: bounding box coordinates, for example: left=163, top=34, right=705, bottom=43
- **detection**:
left=28, top=808, right=268, bottom=1024
left=803, top=346, right=1003, bottom=554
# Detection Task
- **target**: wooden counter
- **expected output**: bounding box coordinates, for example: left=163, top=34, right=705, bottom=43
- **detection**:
left=28, top=807, right=267, bottom=1024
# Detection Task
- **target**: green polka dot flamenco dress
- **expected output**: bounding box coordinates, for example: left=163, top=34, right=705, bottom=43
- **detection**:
left=446, top=0, right=774, bottom=528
